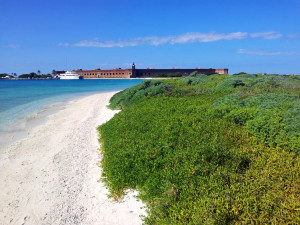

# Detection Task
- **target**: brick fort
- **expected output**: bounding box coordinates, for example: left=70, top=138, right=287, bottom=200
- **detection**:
left=73, top=63, right=228, bottom=78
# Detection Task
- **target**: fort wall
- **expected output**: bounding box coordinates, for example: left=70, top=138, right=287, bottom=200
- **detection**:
left=74, top=69, right=132, bottom=78
left=74, top=66, right=228, bottom=79
left=132, top=68, right=228, bottom=78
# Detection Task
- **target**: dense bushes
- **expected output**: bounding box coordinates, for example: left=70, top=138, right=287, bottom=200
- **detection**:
left=216, top=74, right=266, bottom=89
left=108, top=80, right=170, bottom=109
left=211, top=93, right=300, bottom=154
left=98, top=73, right=300, bottom=224
left=179, top=73, right=214, bottom=85
left=18, top=72, right=52, bottom=79
left=153, top=72, right=182, bottom=78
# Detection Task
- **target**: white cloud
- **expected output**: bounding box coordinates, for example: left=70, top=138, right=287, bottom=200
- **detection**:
left=286, top=33, right=300, bottom=39
left=237, top=49, right=298, bottom=55
left=249, top=31, right=282, bottom=39
left=60, top=31, right=282, bottom=48
left=1, top=44, right=20, bottom=48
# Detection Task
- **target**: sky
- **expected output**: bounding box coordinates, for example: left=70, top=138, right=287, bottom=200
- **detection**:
left=0, top=0, right=299, bottom=75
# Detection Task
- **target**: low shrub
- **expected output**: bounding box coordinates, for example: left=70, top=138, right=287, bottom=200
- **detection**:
left=216, top=74, right=281, bottom=89
left=98, top=73, right=300, bottom=224
left=153, top=72, right=182, bottom=78
left=179, top=73, right=213, bottom=85
left=99, top=97, right=300, bottom=224
left=108, top=80, right=170, bottom=109
left=216, top=78, right=246, bottom=89
left=211, top=93, right=300, bottom=154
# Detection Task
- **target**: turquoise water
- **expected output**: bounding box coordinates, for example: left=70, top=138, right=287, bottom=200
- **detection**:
left=0, top=79, right=144, bottom=147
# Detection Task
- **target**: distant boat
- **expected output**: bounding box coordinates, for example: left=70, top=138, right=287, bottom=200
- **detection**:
left=58, top=71, right=84, bottom=80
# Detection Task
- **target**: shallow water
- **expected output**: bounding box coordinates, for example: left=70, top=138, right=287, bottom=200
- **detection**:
left=0, top=79, right=144, bottom=149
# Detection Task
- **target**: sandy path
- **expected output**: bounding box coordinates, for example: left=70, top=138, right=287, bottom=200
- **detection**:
left=0, top=92, right=146, bottom=225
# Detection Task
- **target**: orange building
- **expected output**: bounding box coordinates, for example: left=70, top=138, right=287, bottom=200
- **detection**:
left=74, top=68, right=132, bottom=78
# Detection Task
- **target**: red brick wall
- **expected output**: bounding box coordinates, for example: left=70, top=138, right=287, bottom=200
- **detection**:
left=215, top=69, right=228, bottom=75
left=74, top=69, right=132, bottom=78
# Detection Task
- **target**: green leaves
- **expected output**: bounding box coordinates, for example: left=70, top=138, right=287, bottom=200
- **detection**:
left=179, top=73, right=214, bottom=85
left=108, top=80, right=170, bottom=110
left=98, top=73, right=300, bottom=224
left=211, top=93, right=300, bottom=154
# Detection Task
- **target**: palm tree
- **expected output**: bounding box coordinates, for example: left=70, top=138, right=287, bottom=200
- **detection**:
left=37, top=70, right=41, bottom=75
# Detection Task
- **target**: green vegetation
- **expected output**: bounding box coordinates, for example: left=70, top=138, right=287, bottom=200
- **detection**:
left=18, top=72, right=52, bottom=79
left=98, top=73, right=300, bottom=224
left=153, top=72, right=183, bottom=78
left=179, top=72, right=214, bottom=85
left=108, top=80, right=170, bottom=110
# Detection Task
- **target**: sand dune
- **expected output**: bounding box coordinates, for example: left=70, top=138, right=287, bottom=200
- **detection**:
left=0, top=92, right=146, bottom=225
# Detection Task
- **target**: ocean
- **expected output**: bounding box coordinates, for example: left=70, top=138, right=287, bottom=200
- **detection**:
left=0, top=79, right=144, bottom=149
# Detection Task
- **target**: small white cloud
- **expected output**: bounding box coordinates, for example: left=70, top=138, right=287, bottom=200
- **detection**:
left=238, top=49, right=298, bottom=55
left=60, top=31, right=282, bottom=48
left=286, top=33, right=300, bottom=39
left=1, top=44, right=20, bottom=48
left=250, top=31, right=282, bottom=39
left=58, top=43, right=70, bottom=47
left=168, top=32, right=248, bottom=44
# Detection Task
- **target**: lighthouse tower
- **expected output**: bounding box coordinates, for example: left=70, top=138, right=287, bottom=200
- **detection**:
left=132, top=62, right=135, bottom=70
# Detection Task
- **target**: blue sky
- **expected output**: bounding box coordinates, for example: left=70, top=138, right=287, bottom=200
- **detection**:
left=0, top=0, right=299, bottom=75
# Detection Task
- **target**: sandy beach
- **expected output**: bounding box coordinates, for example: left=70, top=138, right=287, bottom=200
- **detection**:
left=0, top=92, right=146, bottom=225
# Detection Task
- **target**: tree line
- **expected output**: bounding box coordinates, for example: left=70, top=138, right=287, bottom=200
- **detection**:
left=0, top=70, right=58, bottom=79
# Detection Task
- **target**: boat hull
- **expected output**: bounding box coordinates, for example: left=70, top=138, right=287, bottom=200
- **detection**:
left=59, top=76, right=83, bottom=80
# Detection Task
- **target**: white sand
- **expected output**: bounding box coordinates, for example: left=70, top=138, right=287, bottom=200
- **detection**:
left=0, top=92, right=146, bottom=225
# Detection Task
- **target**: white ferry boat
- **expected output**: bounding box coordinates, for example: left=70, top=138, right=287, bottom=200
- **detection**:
left=58, top=71, right=83, bottom=80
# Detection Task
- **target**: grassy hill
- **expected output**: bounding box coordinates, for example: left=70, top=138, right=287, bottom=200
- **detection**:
left=98, top=74, right=300, bottom=224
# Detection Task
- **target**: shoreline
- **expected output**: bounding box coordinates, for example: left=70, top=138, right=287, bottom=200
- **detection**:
left=0, top=99, right=68, bottom=152
left=0, top=91, right=146, bottom=225
left=0, top=89, right=127, bottom=152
